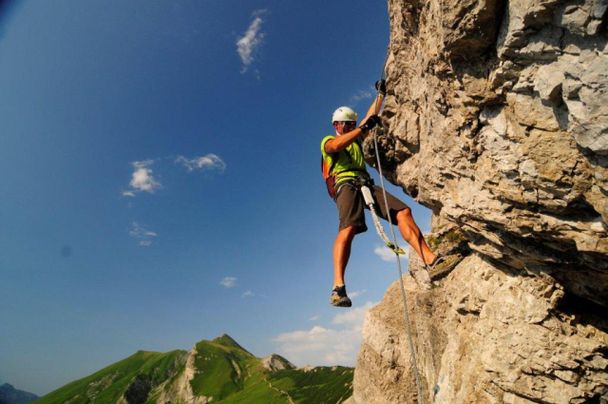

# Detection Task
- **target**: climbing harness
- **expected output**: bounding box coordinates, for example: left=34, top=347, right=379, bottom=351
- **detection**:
left=358, top=179, right=405, bottom=255
left=371, top=56, right=427, bottom=404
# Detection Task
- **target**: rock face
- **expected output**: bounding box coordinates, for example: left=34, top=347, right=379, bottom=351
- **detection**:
left=261, top=354, right=296, bottom=372
left=354, top=254, right=608, bottom=403
left=154, top=348, right=209, bottom=404
left=353, top=0, right=608, bottom=402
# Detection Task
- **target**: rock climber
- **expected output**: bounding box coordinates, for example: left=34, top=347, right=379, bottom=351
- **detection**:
left=321, top=80, right=438, bottom=307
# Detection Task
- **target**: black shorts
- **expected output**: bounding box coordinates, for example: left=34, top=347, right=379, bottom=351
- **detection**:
left=335, top=182, right=409, bottom=234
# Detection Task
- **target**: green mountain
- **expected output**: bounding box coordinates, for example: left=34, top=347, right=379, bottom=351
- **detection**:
left=35, top=334, right=353, bottom=403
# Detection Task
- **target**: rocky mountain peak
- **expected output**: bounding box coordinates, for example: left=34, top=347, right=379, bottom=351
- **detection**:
left=261, top=354, right=296, bottom=372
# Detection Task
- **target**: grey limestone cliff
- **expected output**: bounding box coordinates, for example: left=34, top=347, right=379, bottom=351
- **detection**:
left=352, top=0, right=608, bottom=402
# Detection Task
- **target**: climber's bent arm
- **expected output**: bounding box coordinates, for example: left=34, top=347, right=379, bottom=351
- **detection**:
left=324, top=128, right=366, bottom=154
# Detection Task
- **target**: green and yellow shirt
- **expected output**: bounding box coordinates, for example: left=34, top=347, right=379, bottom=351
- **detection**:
left=321, top=135, right=370, bottom=185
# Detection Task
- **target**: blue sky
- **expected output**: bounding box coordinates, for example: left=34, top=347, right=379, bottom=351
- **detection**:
left=0, top=1, right=431, bottom=395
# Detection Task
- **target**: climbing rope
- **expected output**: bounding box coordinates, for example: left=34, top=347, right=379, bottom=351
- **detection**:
left=369, top=53, right=427, bottom=404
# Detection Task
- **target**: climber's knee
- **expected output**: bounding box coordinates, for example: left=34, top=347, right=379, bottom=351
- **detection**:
left=396, top=207, right=412, bottom=223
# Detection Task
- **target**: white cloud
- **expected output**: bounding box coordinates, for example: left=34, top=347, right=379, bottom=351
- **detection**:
left=350, top=89, right=373, bottom=103
left=308, top=315, right=320, bottom=321
left=124, top=160, right=161, bottom=196
left=374, top=245, right=408, bottom=263
left=332, top=302, right=374, bottom=326
left=274, top=325, right=358, bottom=365
left=242, top=290, right=255, bottom=298
left=220, top=276, right=237, bottom=288
left=128, top=222, right=158, bottom=247
left=236, top=10, right=267, bottom=73
left=348, top=289, right=366, bottom=299
left=175, top=154, right=226, bottom=172
left=272, top=301, right=376, bottom=367
left=122, top=154, right=225, bottom=197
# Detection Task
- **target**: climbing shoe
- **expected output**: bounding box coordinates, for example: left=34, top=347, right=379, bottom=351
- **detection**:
left=330, top=285, right=352, bottom=307
left=427, top=254, right=462, bottom=281
left=426, top=255, right=446, bottom=272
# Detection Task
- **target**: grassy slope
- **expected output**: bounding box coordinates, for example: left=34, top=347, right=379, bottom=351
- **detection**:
left=269, top=367, right=354, bottom=404
left=35, top=350, right=187, bottom=404
left=189, top=336, right=285, bottom=402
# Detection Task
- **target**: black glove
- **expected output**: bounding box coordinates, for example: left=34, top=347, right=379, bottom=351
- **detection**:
left=375, top=79, right=386, bottom=95
left=360, top=115, right=381, bottom=132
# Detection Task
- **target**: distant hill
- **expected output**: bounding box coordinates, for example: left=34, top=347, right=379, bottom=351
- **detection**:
left=0, top=383, right=38, bottom=404
left=35, top=334, right=353, bottom=403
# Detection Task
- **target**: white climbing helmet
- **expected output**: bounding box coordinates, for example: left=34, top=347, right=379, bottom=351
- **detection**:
left=331, top=106, right=358, bottom=123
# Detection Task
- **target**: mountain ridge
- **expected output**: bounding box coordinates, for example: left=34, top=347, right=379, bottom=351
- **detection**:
left=0, top=383, right=39, bottom=404
left=35, top=334, right=353, bottom=404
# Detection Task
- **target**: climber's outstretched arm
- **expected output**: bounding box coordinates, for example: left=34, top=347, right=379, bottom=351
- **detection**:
left=359, top=94, right=383, bottom=126
left=360, top=80, right=387, bottom=123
